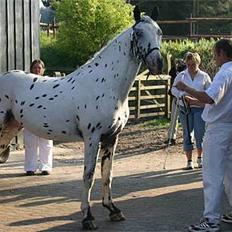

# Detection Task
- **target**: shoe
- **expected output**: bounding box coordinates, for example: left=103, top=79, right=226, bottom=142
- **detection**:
left=197, top=157, right=203, bottom=168
left=189, top=218, right=220, bottom=232
left=185, top=160, right=194, bottom=170
left=164, top=138, right=176, bottom=146
left=221, top=212, right=232, bottom=224
left=26, top=171, right=35, bottom=176
left=41, top=170, right=50, bottom=175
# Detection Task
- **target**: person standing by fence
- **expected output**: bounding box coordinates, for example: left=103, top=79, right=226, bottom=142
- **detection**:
left=24, top=59, right=53, bottom=176
left=171, top=52, right=211, bottom=170
left=175, top=39, right=232, bottom=232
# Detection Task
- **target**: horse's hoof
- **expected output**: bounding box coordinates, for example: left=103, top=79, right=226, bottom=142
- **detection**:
left=82, top=220, right=98, bottom=230
left=0, top=146, right=10, bottom=164
left=110, top=211, right=126, bottom=222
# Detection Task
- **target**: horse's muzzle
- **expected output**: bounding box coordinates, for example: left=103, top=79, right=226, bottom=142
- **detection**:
left=157, top=57, right=163, bottom=74
left=148, top=56, right=163, bottom=75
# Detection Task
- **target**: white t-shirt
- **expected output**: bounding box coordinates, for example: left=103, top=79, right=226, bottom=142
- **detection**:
left=202, top=61, right=232, bottom=123
left=171, top=69, right=211, bottom=106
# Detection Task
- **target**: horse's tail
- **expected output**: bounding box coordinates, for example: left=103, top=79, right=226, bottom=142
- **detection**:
left=0, top=110, right=23, bottom=163
left=0, top=146, right=10, bottom=163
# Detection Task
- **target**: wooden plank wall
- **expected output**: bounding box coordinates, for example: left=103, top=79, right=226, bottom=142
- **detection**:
left=0, top=0, right=40, bottom=73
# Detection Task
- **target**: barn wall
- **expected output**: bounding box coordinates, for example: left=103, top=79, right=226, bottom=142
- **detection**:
left=0, top=0, right=40, bottom=73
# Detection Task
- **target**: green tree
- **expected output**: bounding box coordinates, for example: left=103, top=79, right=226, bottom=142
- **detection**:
left=54, top=0, right=133, bottom=65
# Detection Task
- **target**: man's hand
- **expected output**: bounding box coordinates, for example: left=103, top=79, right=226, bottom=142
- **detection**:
left=174, top=81, right=214, bottom=104
left=174, top=81, right=188, bottom=91
left=184, top=95, right=205, bottom=107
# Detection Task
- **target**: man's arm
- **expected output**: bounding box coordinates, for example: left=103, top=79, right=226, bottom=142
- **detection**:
left=175, top=81, right=214, bottom=104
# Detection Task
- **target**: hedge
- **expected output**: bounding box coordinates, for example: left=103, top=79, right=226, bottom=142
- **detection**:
left=161, top=38, right=219, bottom=78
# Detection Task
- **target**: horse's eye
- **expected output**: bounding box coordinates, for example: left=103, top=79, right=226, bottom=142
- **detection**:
left=136, top=31, right=143, bottom=37
left=157, top=30, right=163, bottom=36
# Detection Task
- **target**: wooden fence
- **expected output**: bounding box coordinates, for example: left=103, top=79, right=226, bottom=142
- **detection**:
left=129, top=71, right=170, bottom=119
left=0, top=0, right=40, bottom=73
left=41, top=16, right=232, bottom=40
left=157, top=17, right=232, bottom=40
left=40, top=22, right=58, bottom=38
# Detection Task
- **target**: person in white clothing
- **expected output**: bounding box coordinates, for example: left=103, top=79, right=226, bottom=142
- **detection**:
left=172, top=52, right=211, bottom=170
left=24, top=59, right=53, bottom=176
left=175, top=39, right=232, bottom=232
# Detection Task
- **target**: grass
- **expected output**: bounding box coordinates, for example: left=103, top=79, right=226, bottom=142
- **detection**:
left=138, top=118, right=170, bottom=129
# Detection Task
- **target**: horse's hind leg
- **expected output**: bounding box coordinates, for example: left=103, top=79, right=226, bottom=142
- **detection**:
left=0, top=110, right=22, bottom=163
left=100, top=135, right=125, bottom=222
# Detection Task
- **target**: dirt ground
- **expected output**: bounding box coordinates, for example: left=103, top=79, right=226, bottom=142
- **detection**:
left=0, top=121, right=231, bottom=232
left=55, top=120, right=183, bottom=162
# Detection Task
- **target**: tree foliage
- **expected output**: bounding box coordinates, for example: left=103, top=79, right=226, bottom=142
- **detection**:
left=53, top=0, right=133, bottom=65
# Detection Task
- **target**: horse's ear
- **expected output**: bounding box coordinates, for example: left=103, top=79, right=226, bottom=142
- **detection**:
left=133, top=5, right=141, bottom=22
left=151, top=6, right=159, bottom=20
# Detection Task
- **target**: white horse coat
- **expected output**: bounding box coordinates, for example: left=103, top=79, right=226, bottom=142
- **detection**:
left=0, top=6, right=162, bottom=230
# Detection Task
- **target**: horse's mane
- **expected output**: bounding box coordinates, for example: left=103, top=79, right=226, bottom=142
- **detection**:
left=86, top=27, right=132, bottom=65
left=74, top=15, right=154, bottom=72
left=89, top=15, right=153, bottom=62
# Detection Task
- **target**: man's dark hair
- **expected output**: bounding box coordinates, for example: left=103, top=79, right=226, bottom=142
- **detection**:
left=176, top=59, right=186, bottom=72
left=214, top=39, right=232, bottom=59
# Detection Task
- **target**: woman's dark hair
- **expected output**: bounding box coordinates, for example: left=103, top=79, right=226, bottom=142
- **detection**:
left=214, top=39, right=232, bottom=59
left=30, top=59, right=45, bottom=72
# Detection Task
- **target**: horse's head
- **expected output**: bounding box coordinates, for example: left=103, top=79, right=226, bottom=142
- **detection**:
left=131, top=6, right=163, bottom=75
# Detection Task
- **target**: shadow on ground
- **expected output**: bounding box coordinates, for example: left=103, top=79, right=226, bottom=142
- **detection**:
left=2, top=168, right=231, bottom=231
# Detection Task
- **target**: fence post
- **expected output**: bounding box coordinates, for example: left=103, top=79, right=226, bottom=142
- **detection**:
left=189, top=14, right=193, bottom=37
left=136, top=79, right=141, bottom=118
left=165, top=77, right=171, bottom=118
left=52, top=18, right=57, bottom=38
left=166, top=53, right=172, bottom=74
left=47, top=23, right=50, bottom=37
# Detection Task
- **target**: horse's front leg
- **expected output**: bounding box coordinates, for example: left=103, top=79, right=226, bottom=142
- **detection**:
left=100, top=135, right=125, bottom=222
left=81, top=138, right=100, bottom=230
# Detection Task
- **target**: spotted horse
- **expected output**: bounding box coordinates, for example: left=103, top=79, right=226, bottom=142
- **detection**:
left=0, top=6, right=163, bottom=230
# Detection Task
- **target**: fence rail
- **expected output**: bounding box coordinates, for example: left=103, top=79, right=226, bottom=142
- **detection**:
left=128, top=71, right=170, bottom=119
left=40, top=16, right=232, bottom=40
left=40, top=22, right=58, bottom=38
left=157, top=16, right=232, bottom=40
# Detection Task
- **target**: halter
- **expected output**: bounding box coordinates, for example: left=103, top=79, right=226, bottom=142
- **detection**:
left=130, top=21, right=160, bottom=64
left=130, top=23, right=160, bottom=80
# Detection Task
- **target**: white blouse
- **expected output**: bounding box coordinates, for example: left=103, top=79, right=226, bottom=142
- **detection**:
left=171, top=69, right=211, bottom=107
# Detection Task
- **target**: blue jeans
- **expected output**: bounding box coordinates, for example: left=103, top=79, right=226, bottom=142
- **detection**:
left=179, top=106, right=205, bottom=152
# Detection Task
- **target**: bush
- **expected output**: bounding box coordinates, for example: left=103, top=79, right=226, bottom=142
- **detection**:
left=53, top=0, right=133, bottom=65
left=161, top=38, right=218, bottom=77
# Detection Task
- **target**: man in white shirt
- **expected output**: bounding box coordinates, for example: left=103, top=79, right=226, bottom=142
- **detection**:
left=175, top=39, right=232, bottom=232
